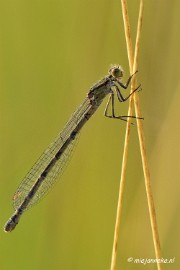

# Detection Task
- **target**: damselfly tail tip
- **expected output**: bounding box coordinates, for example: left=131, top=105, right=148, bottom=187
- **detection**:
left=4, top=213, right=19, bottom=233
left=4, top=219, right=16, bottom=233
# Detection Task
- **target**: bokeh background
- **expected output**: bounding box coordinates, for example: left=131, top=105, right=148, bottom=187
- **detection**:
left=0, top=0, right=179, bottom=269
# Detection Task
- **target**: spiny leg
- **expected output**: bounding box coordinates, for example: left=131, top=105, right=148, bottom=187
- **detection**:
left=116, top=70, right=138, bottom=89
left=104, top=92, right=116, bottom=118
left=104, top=84, right=143, bottom=121
left=104, top=91, right=134, bottom=122
left=115, top=84, right=141, bottom=102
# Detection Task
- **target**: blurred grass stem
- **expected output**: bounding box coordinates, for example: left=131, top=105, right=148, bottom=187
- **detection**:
left=110, top=1, right=163, bottom=270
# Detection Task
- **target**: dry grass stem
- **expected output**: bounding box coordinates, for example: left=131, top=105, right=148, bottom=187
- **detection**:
left=110, top=1, right=162, bottom=270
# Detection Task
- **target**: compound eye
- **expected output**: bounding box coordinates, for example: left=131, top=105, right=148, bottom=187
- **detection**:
left=109, top=66, right=124, bottom=79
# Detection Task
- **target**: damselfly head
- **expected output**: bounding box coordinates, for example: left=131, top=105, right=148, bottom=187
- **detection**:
left=109, top=65, right=124, bottom=80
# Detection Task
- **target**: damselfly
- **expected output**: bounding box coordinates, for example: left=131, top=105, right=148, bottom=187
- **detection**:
left=4, top=65, right=141, bottom=232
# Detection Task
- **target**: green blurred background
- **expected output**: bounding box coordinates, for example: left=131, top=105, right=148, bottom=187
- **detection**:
left=0, top=0, right=179, bottom=269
